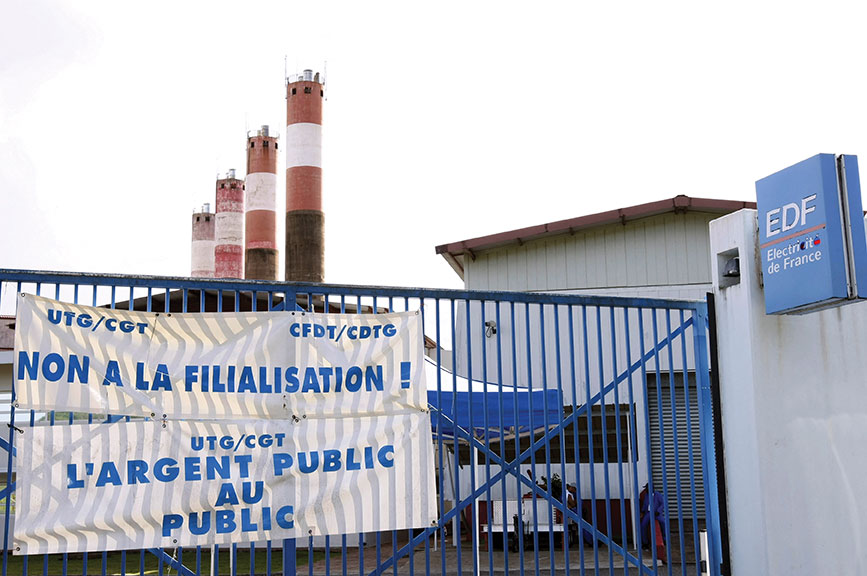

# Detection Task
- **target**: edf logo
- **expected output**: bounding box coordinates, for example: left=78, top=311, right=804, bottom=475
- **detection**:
left=756, top=153, right=867, bottom=315
left=765, top=193, right=817, bottom=238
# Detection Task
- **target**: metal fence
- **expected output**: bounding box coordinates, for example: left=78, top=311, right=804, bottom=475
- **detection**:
left=0, top=270, right=721, bottom=576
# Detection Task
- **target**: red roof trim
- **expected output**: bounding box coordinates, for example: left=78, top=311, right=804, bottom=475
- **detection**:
left=435, top=195, right=756, bottom=257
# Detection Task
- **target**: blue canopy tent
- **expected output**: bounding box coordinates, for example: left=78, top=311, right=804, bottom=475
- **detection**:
left=423, top=357, right=563, bottom=441
left=422, top=357, right=563, bottom=551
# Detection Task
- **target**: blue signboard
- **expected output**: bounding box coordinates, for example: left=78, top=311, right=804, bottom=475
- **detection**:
left=756, top=154, right=867, bottom=314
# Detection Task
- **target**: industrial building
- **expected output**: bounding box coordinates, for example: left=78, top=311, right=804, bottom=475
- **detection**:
left=434, top=195, right=754, bottom=541
left=437, top=195, right=755, bottom=299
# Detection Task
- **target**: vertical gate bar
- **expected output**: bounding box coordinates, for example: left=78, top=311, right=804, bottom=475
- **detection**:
left=396, top=294, right=410, bottom=576
left=20, top=290, right=32, bottom=576
left=622, top=309, right=645, bottom=571
left=414, top=296, right=423, bottom=576
left=249, top=542, right=255, bottom=576
left=57, top=285, right=66, bottom=571
left=493, top=302, right=510, bottom=576
left=663, top=312, right=686, bottom=576
left=608, top=307, right=629, bottom=575
left=434, top=299, right=446, bottom=576
left=581, top=305, right=600, bottom=570
left=0, top=284, right=12, bottom=576
left=568, top=306, right=587, bottom=575
left=140, top=548, right=145, bottom=576
left=638, top=308, right=658, bottom=570
left=463, top=297, right=478, bottom=576
left=353, top=293, right=364, bottom=574
left=280, top=290, right=296, bottom=576
left=678, top=310, right=700, bottom=576
left=509, top=302, right=525, bottom=576
left=650, top=310, right=673, bottom=576
left=553, top=305, right=572, bottom=576
left=376, top=529, right=381, bottom=575
left=264, top=542, right=271, bottom=576
left=342, top=534, right=347, bottom=576
left=538, top=304, right=556, bottom=564
left=479, top=302, right=494, bottom=576
left=523, top=303, right=540, bottom=575
left=282, top=535, right=295, bottom=576
left=693, top=304, right=721, bottom=576
left=449, top=299, right=462, bottom=576
left=373, top=295, right=383, bottom=576
left=309, top=535, right=314, bottom=576
left=595, top=306, right=614, bottom=576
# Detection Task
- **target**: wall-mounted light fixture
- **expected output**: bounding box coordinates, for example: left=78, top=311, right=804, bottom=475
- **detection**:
left=484, top=320, right=497, bottom=338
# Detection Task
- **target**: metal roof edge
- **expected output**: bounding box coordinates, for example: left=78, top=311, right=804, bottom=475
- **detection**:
left=435, top=195, right=756, bottom=259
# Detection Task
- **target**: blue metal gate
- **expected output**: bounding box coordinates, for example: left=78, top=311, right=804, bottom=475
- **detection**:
left=0, top=270, right=722, bottom=576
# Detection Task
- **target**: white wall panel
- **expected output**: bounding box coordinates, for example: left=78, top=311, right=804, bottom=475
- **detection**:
left=466, top=213, right=716, bottom=293
left=712, top=209, right=867, bottom=574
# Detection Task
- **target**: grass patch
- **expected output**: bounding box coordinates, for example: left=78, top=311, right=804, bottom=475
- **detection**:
left=0, top=546, right=335, bottom=575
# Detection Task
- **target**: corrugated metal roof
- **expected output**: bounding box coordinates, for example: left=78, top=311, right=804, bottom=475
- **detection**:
left=435, top=195, right=756, bottom=279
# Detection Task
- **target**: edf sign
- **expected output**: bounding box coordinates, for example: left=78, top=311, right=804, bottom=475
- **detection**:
left=756, top=154, right=867, bottom=314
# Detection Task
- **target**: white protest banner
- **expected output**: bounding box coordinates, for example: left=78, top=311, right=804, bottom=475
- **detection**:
left=15, top=416, right=437, bottom=554
left=13, top=294, right=427, bottom=419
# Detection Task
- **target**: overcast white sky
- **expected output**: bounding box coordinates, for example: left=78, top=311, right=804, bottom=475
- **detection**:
left=3, top=1, right=867, bottom=290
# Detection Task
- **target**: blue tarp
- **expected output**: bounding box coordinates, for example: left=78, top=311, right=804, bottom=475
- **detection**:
left=427, top=388, right=563, bottom=440
left=424, top=359, right=562, bottom=440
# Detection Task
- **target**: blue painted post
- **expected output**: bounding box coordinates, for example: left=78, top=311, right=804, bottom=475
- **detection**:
left=282, top=539, right=296, bottom=576
left=692, top=304, right=721, bottom=576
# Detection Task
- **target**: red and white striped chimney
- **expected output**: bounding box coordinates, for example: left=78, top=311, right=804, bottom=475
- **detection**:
left=285, top=69, right=324, bottom=282
left=214, top=169, right=245, bottom=279
left=245, top=126, right=279, bottom=280
left=191, top=203, right=215, bottom=277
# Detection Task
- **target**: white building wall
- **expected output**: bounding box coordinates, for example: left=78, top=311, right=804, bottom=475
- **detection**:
left=464, top=212, right=716, bottom=292
left=711, top=209, right=867, bottom=575
left=449, top=298, right=700, bottom=502
left=447, top=211, right=716, bottom=509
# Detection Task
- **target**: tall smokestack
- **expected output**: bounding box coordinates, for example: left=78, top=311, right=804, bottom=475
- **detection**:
left=191, top=203, right=215, bottom=277
left=285, top=68, right=324, bottom=282
left=245, top=125, right=279, bottom=280
left=214, top=169, right=245, bottom=279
